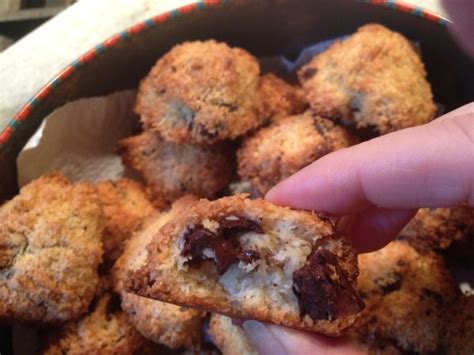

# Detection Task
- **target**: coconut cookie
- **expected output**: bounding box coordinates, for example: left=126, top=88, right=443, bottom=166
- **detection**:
left=209, top=314, right=256, bottom=355
left=237, top=112, right=353, bottom=195
left=125, top=195, right=363, bottom=336
left=298, top=24, right=435, bottom=134
left=441, top=295, right=474, bottom=355
left=42, top=293, right=156, bottom=355
left=113, top=196, right=204, bottom=350
left=136, top=40, right=265, bottom=144
left=354, top=241, right=459, bottom=353
left=0, top=172, right=103, bottom=323
left=96, top=179, right=155, bottom=268
left=119, top=132, right=234, bottom=208
left=259, top=73, right=307, bottom=121
left=398, top=206, right=474, bottom=252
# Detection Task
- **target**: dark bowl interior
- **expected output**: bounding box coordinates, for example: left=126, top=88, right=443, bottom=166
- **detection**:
left=0, top=0, right=473, bottom=352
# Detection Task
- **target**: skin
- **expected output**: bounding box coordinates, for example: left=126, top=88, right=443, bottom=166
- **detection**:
left=242, top=3, right=474, bottom=352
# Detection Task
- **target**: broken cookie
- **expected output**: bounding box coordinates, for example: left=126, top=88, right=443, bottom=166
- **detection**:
left=125, top=195, right=363, bottom=335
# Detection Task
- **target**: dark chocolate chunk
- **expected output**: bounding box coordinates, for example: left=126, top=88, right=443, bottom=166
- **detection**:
left=301, top=67, right=318, bottom=81
left=292, top=249, right=363, bottom=321
left=181, top=216, right=263, bottom=274
left=380, top=273, right=402, bottom=295
left=312, top=117, right=333, bottom=135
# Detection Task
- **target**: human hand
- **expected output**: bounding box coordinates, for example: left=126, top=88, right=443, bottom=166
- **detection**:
left=241, top=102, right=473, bottom=354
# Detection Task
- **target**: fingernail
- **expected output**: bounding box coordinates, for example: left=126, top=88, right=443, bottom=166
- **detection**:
left=242, top=321, right=287, bottom=355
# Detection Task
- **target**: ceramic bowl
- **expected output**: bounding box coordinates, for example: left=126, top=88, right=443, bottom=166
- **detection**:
left=1, top=0, right=474, bottom=351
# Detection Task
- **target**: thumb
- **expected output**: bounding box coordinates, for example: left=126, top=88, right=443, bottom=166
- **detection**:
left=242, top=321, right=362, bottom=355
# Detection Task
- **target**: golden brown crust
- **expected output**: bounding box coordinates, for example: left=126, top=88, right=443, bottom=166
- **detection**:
left=125, top=195, right=361, bottom=335
left=398, top=206, right=474, bottom=252
left=442, top=295, right=474, bottom=354
left=119, top=132, right=234, bottom=208
left=259, top=73, right=307, bottom=121
left=96, top=179, right=155, bottom=267
left=113, top=196, right=204, bottom=350
left=0, top=172, right=104, bottom=324
left=136, top=40, right=265, bottom=144
left=354, top=241, right=459, bottom=353
left=237, top=112, right=354, bottom=195
left=42, top=293, right=156, bottom=355
left=120, top=292, right=204, bottom=350
left=209, top=314, right=256, bottom=355
left=298, top=24, right=435, bottom=134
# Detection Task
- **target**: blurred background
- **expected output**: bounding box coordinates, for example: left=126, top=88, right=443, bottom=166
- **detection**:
left=0, top=0, right=76, bottom=51
left=0, top=0, right=444, bottom=52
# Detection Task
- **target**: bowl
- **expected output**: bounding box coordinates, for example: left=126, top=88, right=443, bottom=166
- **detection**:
left=1, top=0, right=473, bottom=351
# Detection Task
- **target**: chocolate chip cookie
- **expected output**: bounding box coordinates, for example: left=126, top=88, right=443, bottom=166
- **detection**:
left=298, top=24, right=435, bottom=134
left=125, top=194, right=363, bottom=335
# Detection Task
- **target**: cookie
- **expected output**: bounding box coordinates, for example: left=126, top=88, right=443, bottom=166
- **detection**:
left=0, top=172, right=103, bottom=323
left=237, top=112, right=353, bottom=195
left=298, top=24, right=435, bottom=134
left=43, top=292, right=156, bottom=355
left=398, top=206, right=474, bottom=252
left=136, top=40, right=265, bottom=144
left=259, top=73, right=307, bottom=121
left=354, top=241, right=459, bottom=353
left=125, top=194, right=363, bottom=336
left=113, top=196, right=204, bottom=349
left=442, top=295, right=474, bottom=354
left=96, top=179, right=155, bottom=268
left=119, top=132, right=234, bottom=208
left=209, top=314, right=256, bottom=355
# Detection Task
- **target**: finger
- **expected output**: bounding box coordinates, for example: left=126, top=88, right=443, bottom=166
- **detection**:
left=266, top=103, right=474, bottom=214
left=441, top=0, right=474, bottom=57
left=347, top=207, right=417, bottom=253
left=242, top=321, right=362, bottom=355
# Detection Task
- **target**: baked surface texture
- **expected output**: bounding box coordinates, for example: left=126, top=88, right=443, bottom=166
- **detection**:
left=119, top=132, right=234, bottom=208
left=96, top=179, right=155, bottom=268
left=209, top=313, right=256, bottom=355
left=442, top=295, right=474, bottom=355
left=136, top=40, right=265, bottom=144
left=125, top=195, right=363, bottom=335
left=298, top=24, right=435, bottom=134
left=0, top=172, right=103, bottom=323
left=42, top=292, right=156, bottom=355
left=354, top=241, right=458, bottom=353
left=259, top=73, right=307, bottom=121
left=113, top=196, right=204, bottom=350
left=237, top=112, right=353, bottom=195
left=398, top=206, right=474, bottom=252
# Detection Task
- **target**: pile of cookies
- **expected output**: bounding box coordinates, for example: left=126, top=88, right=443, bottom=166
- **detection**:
left=0, top=24, right=473, bottom=354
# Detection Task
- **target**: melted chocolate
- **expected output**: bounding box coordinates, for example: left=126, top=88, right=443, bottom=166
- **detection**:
left=181, top=216, right=263, bottom=274
left=293, top=249, right=363, bottom=320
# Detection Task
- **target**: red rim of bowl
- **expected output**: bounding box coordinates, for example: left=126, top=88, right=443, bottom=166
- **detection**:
left=0, top=0, right=450, bottom=147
